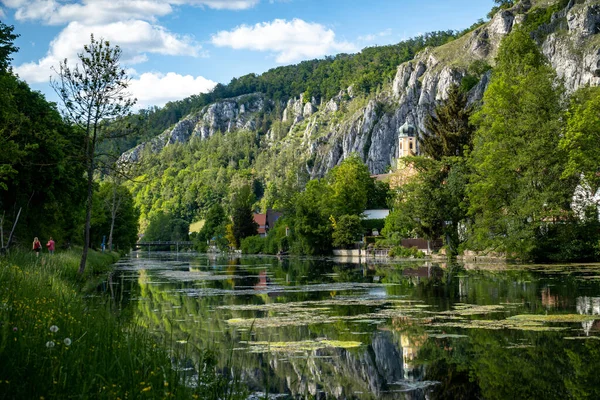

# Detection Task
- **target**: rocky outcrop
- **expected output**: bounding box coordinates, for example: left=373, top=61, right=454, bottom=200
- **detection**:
left=120, top=93, right=265, bottom=163
left=543, top=0, right=600, bottom=92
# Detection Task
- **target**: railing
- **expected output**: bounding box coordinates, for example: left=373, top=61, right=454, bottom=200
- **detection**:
left=134, top=241, right=193, bottom=251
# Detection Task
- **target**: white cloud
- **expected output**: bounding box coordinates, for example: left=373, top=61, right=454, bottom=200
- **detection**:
left=358, top=29, right=393, bottom=42
left=14, top=20, right=202, bottom=83
left=129, top=71, right=217, bottom=108
left=211, top=18, right=356, bottom=63
left=173, top=0, right=260, bottom=10
left=2, top=0, right=261, bottom=25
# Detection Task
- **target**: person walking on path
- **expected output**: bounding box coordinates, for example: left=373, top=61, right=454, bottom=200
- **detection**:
left=46, top=237, right=55, bottom=255
left=32, top=237, right=42, bottom=257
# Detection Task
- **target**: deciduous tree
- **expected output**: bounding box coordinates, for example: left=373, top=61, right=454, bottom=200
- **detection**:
left=52, top=35, right=135, bottom=274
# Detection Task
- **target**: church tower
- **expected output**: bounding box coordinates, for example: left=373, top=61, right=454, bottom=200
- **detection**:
left=398, top=121, right=418, bottom=159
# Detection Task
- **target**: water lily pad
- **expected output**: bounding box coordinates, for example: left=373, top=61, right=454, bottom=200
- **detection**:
left=246, top=339, right=362, bottom=353
left=508, top=314, right=599, bottom=323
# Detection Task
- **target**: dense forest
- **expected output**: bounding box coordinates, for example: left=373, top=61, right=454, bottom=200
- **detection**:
left=0, top=21, right=138, bottom=253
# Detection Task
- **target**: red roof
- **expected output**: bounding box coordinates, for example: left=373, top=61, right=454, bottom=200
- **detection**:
left=253, top=213, right=267, bottom=228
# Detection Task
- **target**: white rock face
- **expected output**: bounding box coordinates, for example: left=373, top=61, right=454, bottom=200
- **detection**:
left=543, top=1, right=600, bottom=92
left=120, top=93, right=265, bottom=163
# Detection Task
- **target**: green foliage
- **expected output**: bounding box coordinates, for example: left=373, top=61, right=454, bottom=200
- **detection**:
left=560, top=87, right=600, bottom=188
left=367, top=180, right=391, bottom=209
left=467, top=29, right=576, bottom=257
left=326, top=153, right=373, bottom=216
left=389, top=157, right=469, bottom=252
left=521, top=0, right=570, bottom=33
left=460, top=60, right=492, bottom=93
left=128, top=130, right=258, bottom=226
left=240, top=235, right=265, bottom=254
left=487, top=0, right=514, bottom=19
left=90, top=182, right=139, bottom=251
left=0, top=65, right=87, bottom=248
left=331, top=215, right=363, bottom=248
left=530, top=215, right=600, bottom=262
left=51, top=35, right=136, bottom=274
left=361, top=219, right=386, bottom=235
left=197, top=203, right=227, bottom=243
left=388, top=246, right=425, bottom=258
left=289, top=179, right=334, bottom=255
left=142, top=212, right=189, bottom=243
left=421, top=84, right=475, bottom=160
left=0, top=21, right=18, bottom=72
left=229, top=182, right=258, bottom=248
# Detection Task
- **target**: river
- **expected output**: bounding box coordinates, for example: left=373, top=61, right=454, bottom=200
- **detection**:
left=107, top=252, right=600, bottom=399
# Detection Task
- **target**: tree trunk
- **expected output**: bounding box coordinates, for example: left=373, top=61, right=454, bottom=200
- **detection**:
left=79, top=126, right=97, bottom=275
left=108, top=182, right=118, bottom=251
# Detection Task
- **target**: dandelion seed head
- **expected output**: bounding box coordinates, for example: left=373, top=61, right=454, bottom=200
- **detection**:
left=49, top=325, right=59, bottom=333
left=64, top=338, right=72, bottom=346
left=46, top=341, right=55, bottom=348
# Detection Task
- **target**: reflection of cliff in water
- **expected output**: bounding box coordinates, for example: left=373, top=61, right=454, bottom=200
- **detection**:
left=241, top=331, right=431, bottom=400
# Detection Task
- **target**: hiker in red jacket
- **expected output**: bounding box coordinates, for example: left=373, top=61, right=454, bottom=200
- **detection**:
left=33, top=237, right=42, bottom=257
left=46, top=237, right=55, bottom=255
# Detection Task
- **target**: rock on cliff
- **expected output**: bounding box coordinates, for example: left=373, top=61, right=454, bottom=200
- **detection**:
left=120, top=93, right=266, bottom=163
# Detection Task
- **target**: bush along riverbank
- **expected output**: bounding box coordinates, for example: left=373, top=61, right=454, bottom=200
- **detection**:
left=0, top=249, right=243, bottom=399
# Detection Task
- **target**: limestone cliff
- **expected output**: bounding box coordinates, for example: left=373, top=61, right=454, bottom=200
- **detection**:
left=120, top=0, right=600, bottom=177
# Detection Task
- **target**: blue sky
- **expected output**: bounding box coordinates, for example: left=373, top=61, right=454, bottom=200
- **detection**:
left=1, top=0, right=495, bottom=108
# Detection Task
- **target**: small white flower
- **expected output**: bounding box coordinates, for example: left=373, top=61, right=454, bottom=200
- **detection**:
left=46, top=341, right=55, bottom=348
left=49, top=325, right=59, bottom=333
left=64, top=338, right=72, bottom=346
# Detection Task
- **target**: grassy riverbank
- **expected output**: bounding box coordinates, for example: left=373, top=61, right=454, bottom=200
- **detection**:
left=0, top=249, right=240, bottom=399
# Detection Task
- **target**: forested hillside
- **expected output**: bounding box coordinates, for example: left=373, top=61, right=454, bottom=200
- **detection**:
left=123, top=0, right=600, bottom=261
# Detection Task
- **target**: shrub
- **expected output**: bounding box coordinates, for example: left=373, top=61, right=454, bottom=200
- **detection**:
left=388, top=246, right=425, bottom=258
left=240, top=235, right=265, bottom=254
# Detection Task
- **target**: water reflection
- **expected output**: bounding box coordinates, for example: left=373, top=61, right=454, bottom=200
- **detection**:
left=106, top=254, right=600, bottom=399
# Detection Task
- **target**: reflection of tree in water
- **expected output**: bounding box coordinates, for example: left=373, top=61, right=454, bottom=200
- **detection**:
left=111, top=255, right=600, bottom=399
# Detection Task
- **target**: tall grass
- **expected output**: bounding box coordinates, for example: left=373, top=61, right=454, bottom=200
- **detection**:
left=0, top=249, right=243, bottom=399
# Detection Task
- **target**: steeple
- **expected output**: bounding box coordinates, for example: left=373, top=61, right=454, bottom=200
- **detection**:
left=398, top=121, right=418, bottom=158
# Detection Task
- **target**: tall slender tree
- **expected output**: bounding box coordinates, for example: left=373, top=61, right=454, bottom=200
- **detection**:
left=420, top=84, right=474, bottom=160
left=467, top=29, right=576, bottom=256
left=52, top=35, right=135, bottom=274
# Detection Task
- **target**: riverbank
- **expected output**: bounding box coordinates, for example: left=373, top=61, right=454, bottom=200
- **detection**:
left=0, top=249, right=239, bottom=399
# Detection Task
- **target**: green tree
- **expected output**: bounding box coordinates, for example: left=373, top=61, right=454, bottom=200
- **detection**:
left=0, top=21, right=18, bottom=72
left=560, top=87, right=600, bottom=189
left=0, top=25, right=86, bottom=249
left=291, top=179, right=333, bottom=255
left=331, top=214, right=363, bottom=248
left=91, top=182, right=139, bottom=251
left=229, top=183, right=258, bottom=248
left=143, top=212, right=189, bottom=243
left=326, top=154, right=373, bottom=217
left=420, top=84, right=474, bottom=160
left=467, top=29, right=576, bottom=256
left=52, top=35, right=135, bottom=274
left=198, top=203, right=227, bottom=243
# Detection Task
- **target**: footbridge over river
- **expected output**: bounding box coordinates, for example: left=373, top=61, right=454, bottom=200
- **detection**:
left=134, top=241, right=193, bottom=252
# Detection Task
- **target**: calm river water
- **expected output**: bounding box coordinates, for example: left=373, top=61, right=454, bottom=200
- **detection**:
left=108, top=252, right=600, bottom=399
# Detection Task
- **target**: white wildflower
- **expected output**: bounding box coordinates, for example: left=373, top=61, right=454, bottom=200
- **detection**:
left=49, top=325, right=59, bottom=333
left=46, top=341, right=55, bottom=348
